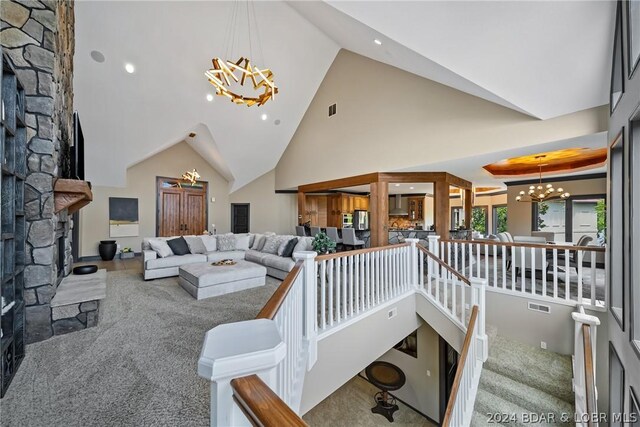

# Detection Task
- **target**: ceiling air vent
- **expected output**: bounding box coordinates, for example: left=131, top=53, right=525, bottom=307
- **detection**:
left=328, top=103, right=336, bottom=117
left=528, top=302, right=550, bottom=314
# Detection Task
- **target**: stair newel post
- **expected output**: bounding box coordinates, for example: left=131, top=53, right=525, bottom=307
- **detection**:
left=405, top=238, right=419, bottom=287
left=470, top=277, right=488, bottom=362
left=198, top=320, right=286, bottom=427
left=294, top=251, right=318, bottom=370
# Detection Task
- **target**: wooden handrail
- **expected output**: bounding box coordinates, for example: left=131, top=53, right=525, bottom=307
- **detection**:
left=256, top=260, right=304, bottom=320
left=314, top=243, right=410, bottom=261
left=582, top=323, right=596, bottom=427
left=417, top=245, right=471, bottom=286
left=231, top=374, right=308, bottom=427
left=440, top=238, right=605, bottom=253
left=442, top=305, right=479, bottom=427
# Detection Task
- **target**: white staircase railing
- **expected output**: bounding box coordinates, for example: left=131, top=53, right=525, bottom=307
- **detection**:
left=197, top=239, right=488, bottom=426
left=429, top=236, right=606, bottom=309
left=572, top=306, right=600, bottom=427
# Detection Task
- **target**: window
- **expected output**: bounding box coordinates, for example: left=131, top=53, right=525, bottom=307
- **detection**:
left=610, top=132, right=624, bottom=328
left=628, top=0, right=640, bottom=76
left=471, top=206, right=488, bottom=235
left=451, top=207, right=463, bottom=229
left=631, top=118, right=640, bottom=345
left=533, top=200, right=566, bottom=241
left=492, top=205, right=508, bottom=234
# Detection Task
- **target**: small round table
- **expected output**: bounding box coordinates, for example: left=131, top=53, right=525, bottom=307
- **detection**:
left=365, top=361, right=406, bottom=422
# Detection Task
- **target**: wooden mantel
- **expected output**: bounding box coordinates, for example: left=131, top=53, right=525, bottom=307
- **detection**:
left=54, top=178, right=93, bottom=214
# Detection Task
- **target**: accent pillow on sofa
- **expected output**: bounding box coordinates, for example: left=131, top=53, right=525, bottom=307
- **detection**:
left=251, top=234, right=265, bottom=250
left=262, top=235, right=288, bottom=254
left=235, top=234, right=251, bottom=251
left=278, top=238, right=297, bottom=256
left=281, top=238, right=298, bottom=258
left=184, top=236, right=207, bottom=254
left=148, top=238, right=173, bottom=258
left=293, top=236, right=313, bottom=254
left=167, top=237, right=190, bottom=255
left=201, top=235, right=217, bottom=252
left=217, top=234, right=236, bottom=252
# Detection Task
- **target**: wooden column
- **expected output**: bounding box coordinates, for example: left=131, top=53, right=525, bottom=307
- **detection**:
left=434, top=181, right=450, bottom=239
left=464, top=188, right=473, bottom=230
left=369, top=181, right=388, bottom=247
left=297, top=191, right=306, bottom=225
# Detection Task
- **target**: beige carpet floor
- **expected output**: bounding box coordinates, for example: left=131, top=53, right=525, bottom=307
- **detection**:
left=0, top=269, right=281, bottom=426
left=303, top=376, right=437, bottom=427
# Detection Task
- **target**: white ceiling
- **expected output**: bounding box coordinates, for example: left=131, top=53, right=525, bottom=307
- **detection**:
left=74, top=1, right=614, bottom=191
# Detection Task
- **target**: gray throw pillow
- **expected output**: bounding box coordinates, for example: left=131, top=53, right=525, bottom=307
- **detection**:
left=217, top=234, right=236, bottom=252
left=235, top=234, right=251, bottom=251
left=251, top=234, right=265, bottom=250
left=262, top=235, right=286, bottom=254
left=184, top=236, right=207, bottom=254
left=293, top=236, right=313, bottom=254
left=148, top=238, right=173, bottom=258
left=201, top=235, right=217, bottom=252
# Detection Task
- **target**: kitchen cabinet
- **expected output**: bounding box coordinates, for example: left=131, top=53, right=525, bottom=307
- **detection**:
left=305, top=195, right=328, bottom=227
left=408, top=197, right=424, bottom=220
left=323, top=194, right=369, bottom=228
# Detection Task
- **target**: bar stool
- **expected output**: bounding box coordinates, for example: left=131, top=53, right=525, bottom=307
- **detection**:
left=310, top=226, right=322, bottom=237
left=365, top=361, right=406, bottom=422
left=295, top=226, right=306, bottom=237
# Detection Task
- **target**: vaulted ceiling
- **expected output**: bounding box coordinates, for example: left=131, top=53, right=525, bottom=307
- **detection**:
left=74, top=1, right=615, bottom=191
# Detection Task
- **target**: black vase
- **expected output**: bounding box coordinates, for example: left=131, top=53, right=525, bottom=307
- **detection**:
left=98, top=240, right=117, bottom=261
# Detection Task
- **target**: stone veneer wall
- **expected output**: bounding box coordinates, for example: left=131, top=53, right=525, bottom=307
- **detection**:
left=1, top=0, right=75, bottom=343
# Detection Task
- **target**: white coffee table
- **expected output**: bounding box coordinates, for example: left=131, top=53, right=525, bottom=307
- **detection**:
left=179, top=260, right=266, bottom=300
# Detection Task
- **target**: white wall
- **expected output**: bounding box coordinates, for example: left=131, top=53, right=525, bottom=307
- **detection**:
left=228, top=169, right=297, bottom=235
left=372, top=322, right=441, bottom=421
left=79, top=142, right=231, bottom=257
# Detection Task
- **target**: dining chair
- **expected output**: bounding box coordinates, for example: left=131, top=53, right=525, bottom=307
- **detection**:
left=325, top=227, right=342, bottom=248
left=295, top=226, right=306, bottom=237
left=310, top=226, right=322, bottom=238
left=342, top=228, right=365, bottom=250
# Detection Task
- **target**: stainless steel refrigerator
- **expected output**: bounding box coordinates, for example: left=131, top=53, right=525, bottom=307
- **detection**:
left=353, top=210, right=369, bottom=230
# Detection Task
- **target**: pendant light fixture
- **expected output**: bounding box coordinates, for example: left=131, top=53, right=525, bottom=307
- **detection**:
left=515, top=155, right=570, bottom=203
left=204, top=1, right=277, bottom=107
left=182, top=169, right=200, bottom=185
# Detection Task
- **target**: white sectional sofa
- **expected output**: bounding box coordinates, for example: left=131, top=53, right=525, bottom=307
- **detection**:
left=141, top=234, right=314, bottom=281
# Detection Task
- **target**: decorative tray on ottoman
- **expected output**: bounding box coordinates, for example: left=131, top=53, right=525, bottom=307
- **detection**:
left=212, top=259, right=237, bottom=266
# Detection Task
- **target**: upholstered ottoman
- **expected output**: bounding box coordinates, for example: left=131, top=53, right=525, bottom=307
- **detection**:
left=178, top=260, right=267, bottom=300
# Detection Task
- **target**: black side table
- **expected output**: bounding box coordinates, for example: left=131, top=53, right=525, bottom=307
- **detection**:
left=365, top=361, right=407, bottom=422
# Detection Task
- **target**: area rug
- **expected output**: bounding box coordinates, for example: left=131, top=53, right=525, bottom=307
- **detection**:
left=0, top=270, right=281, bottom=427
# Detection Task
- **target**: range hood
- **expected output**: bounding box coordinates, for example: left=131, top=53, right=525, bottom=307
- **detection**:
left=389, top=194, right=408, bottom=216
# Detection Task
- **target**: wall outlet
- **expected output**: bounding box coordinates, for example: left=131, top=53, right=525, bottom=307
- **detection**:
left=540, top=341, right=547, bottom=350
left=426, top=370, right=431, bottom=377
left=388, top=308, right=397, bottom=319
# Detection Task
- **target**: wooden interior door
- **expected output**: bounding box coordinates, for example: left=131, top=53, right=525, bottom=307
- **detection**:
left=159, top=189, right=182, bottom=236
left=157, top=177, right=208, bottom=237
left=183, top=191, right=206, bottom=235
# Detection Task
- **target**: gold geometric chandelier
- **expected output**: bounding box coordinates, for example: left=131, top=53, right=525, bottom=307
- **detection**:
left=204, top=1, right=277, bottom=107
left=182, top=169, right=200, bottom=185
left=515, top=155, right=570, bottom=203
left=205, top=57, right=277, bottom=107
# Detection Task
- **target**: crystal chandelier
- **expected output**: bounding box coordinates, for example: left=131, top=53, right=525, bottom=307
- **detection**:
left=204, top=1, right=277, bottom=107
left=182, top=169, right=200, bottom=185
left=515, top=156, right=570, bottom=203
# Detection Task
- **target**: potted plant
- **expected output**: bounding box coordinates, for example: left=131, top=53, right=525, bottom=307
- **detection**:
left=120, top=247, right=134, bottom=259
left=312, top=232, right=337, bottom=254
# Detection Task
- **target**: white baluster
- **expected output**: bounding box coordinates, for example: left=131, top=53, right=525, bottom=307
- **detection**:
left=590, top=249, right=596, bottom=306
left=531, top=247, right=536, bottom=295
left=320, top=260, right=326, bottom=330
left=565, top=249, right=570, bottom=301
left=553, top=248, right=558, bottom=299
left=577, top=250, right=583, bottom=304
left=335, top=257, right=341, bottom=323
left=328, top=259, right=334, bottom=327
left=542, top=247, right=547, bottom=298
left=501, top=245, right=506, bottom=289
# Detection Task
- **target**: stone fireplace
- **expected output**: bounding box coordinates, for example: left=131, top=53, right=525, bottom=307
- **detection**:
left=1, top=0, right=80, bottom=343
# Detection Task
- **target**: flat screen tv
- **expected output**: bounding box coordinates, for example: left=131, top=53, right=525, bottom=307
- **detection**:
left=71, top=111, right=85, bottom=180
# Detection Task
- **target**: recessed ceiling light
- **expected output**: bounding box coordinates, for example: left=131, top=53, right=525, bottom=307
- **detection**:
left=90, top=50, right=105, bottom=63
left=206, top=94, right=214, bottom=102
left=394, top=184, right=400, bottom=187
left=374, top=39, right=382, bottom=46
left=410, top=186, right=414, bottom=190
left=274, top=119, right=281, bottom=126
left=124, top=63, right=135, bottom=73
left=261, top=113, right=268, bottom=121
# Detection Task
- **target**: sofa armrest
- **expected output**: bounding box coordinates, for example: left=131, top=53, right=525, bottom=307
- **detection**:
left=143, top=249, right=157, bottom=266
